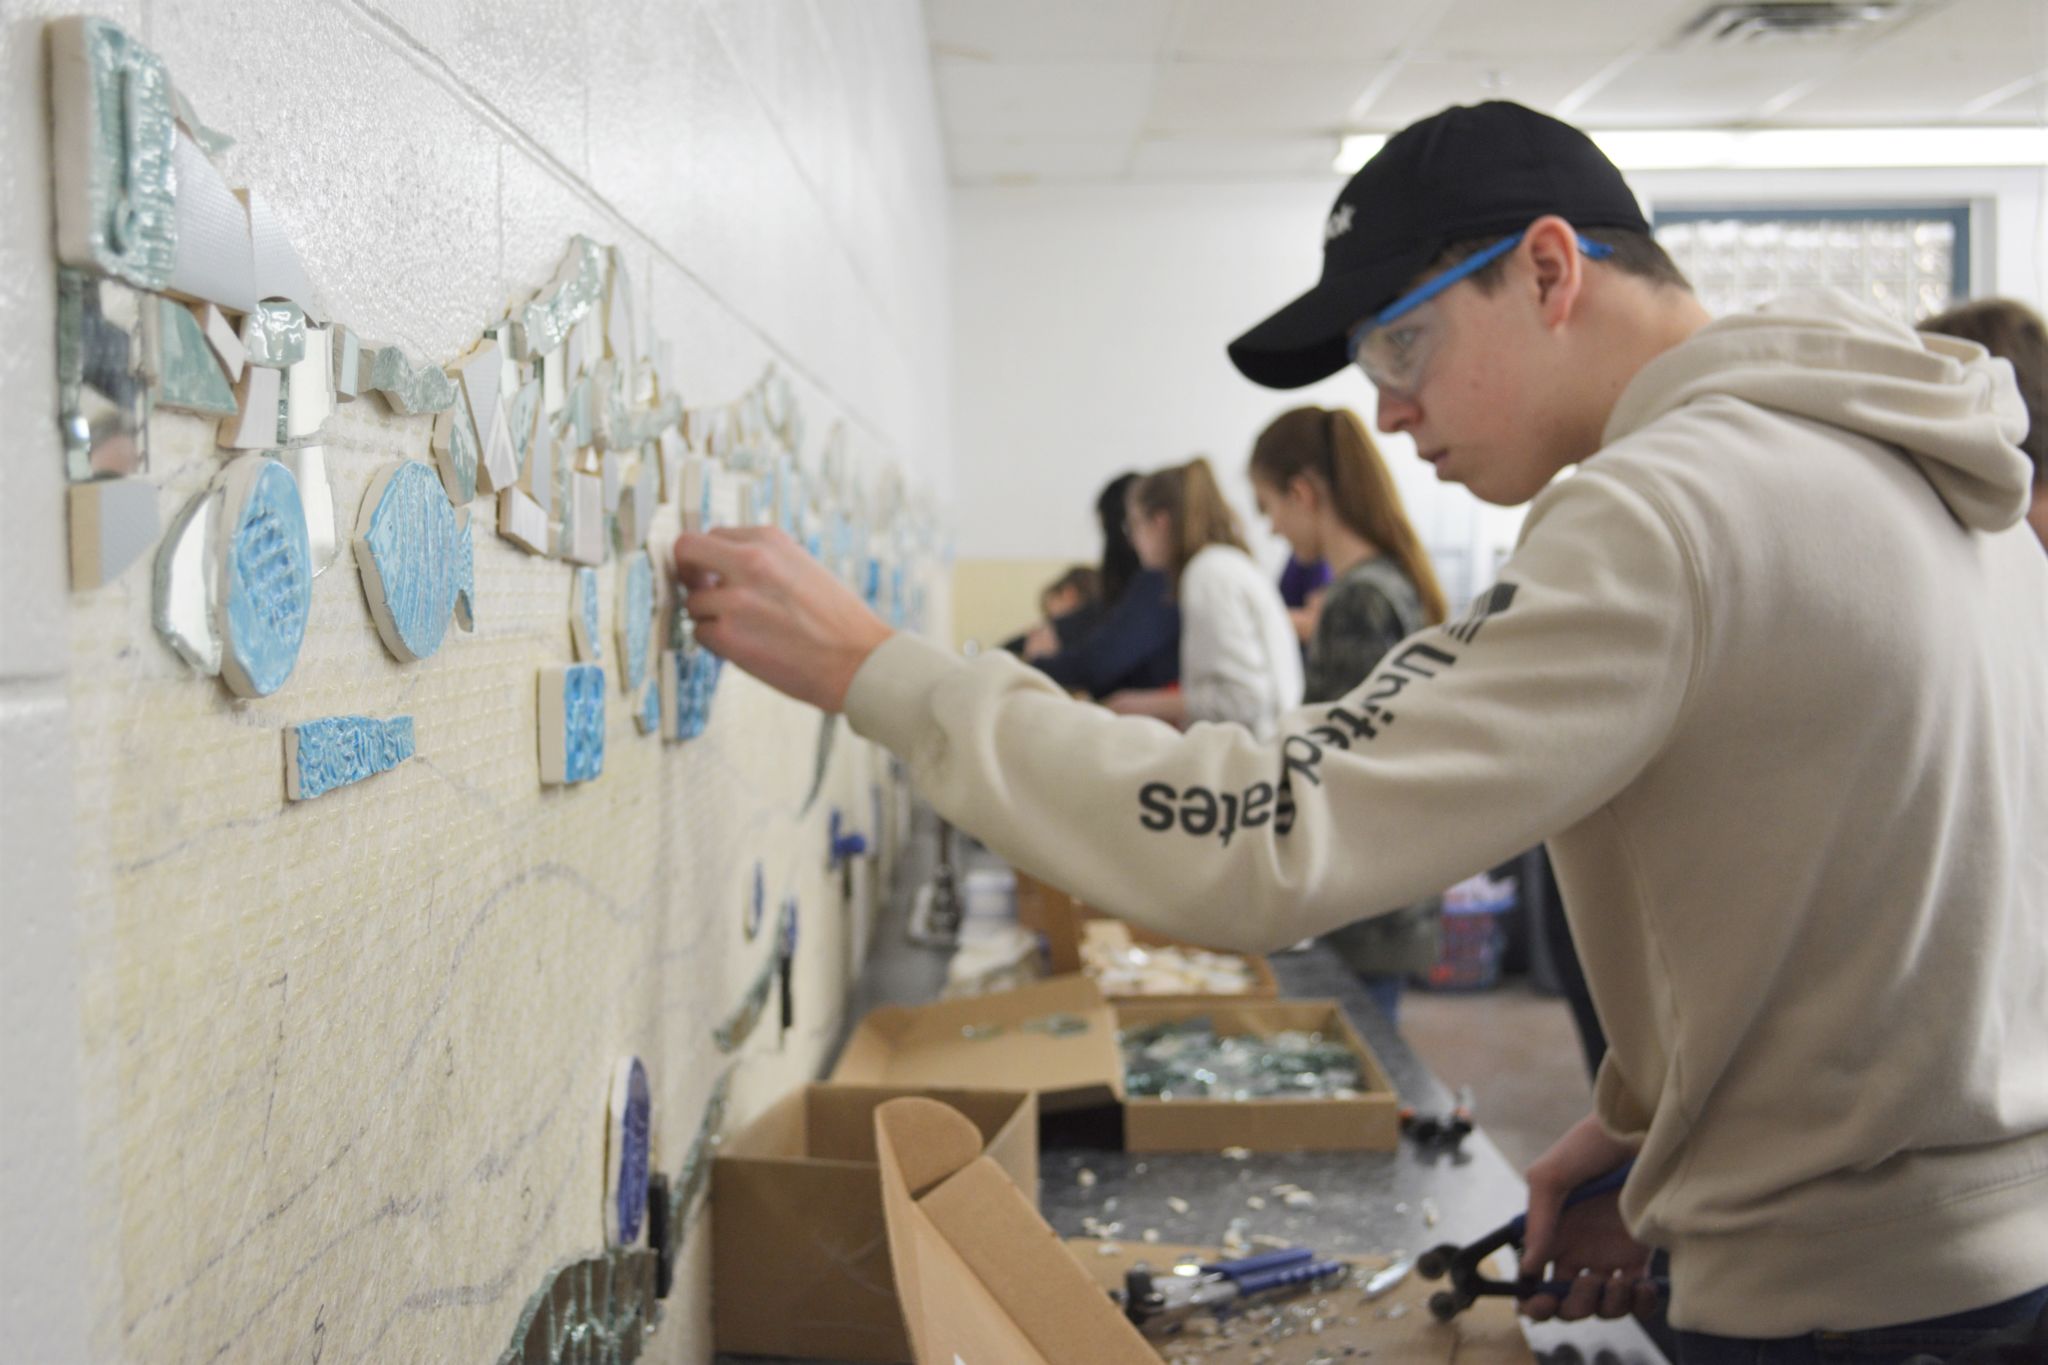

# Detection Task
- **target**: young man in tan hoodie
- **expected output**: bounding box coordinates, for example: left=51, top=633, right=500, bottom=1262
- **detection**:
left=674, top=103, right=2048, bottom=1357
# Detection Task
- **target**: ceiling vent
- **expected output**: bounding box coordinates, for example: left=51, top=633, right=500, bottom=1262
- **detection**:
left=1680, top=2, right=1908, bottom=43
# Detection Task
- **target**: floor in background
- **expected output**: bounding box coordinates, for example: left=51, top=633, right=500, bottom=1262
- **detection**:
left=1396, top=978, right=1596, bottom=1174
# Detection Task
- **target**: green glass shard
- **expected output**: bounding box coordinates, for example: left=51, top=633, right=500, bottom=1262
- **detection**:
left=363, top=344, right=457, bottom=415
left=170, top=85, right=234, bottom=156
left=150, top=298, right=236, bottom=415
left=433, top=386, right=481, bottom=504
left=242, top=300, right=306, bottom=368
left=668, top=1067, right=735, bottom=1235
left=511, top=235, right=606, bottom=359
left=51, top=18, right=177, bottom=289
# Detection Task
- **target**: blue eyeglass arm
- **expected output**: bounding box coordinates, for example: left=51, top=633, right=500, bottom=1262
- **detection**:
left=1357, top=231, right=1618, bottom=338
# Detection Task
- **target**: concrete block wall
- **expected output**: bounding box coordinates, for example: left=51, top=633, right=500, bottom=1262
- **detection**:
left=0, top=3, right=950, bottom=1361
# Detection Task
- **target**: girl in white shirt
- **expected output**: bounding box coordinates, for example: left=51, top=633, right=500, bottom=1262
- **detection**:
left=1106, top=458, right=1303, bottom=738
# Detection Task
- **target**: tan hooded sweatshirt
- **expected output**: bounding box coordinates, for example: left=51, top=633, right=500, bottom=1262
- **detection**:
left=848, top=292, right=2048, bottom=1335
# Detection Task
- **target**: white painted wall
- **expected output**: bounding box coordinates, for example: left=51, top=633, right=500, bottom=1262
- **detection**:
left=951, top=162, right=2046, bottom=606
left=0, top=3, right=948, bottom=1362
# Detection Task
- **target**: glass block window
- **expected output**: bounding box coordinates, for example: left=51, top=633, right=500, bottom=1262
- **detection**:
left=1653, top=208, right=1969, bottom=326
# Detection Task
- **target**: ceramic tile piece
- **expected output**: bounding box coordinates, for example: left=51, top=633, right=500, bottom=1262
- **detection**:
left=604, top=247, right=637, bottom=364
left=506, top=378, right=542, bottom=479
left=500, top=1247, right=660, bottom=1365
left=605, top=392, right=683, bottom=451
left=635, top=678, right=660, bottom=735
left=363, top=344, right=458, bottom=415
left=616, top=552, right=653, bottom=691
left=330, top=323, right=360, bottom=401
left=510, top=235, right=606, bottom=359
left=150, top=298, right=236, bottom=416
left=356, top=460, right=473, bottom=663
left=431, top=383, right=481, bottom=505
left=477, top=394, right=519, bottom=495
left=236, top=187, right=320, bottom=318
left=605, top=1057, right=652, bottom=1247
left=658, top=644, right=723, bottom=743
left=280, top=447, right=338, bottom=577
left=453, top=508, right=477, bottom=633
left=219, top=362, right=283, bottom=449
left=600, top=450, right=623, bottom=515
left=566, top=321, right=591, bottom=385
left=657, top=430, right=684, bottom=504
left=68, top=477, right=159, bottom=590
left=538, top=662, right=605, bottom=785
left=570, top=566, right=602, bottom=662
left=284, top=714, right=415, bottom=801
left=57, top=271, right=149, bottom=480
left=170, top=85, right=234, bottom=157
left=539, top=351, right=566, bottom=416
left=240, top=300, right=307, bottom=369
left=167, top=130, right=256, bottom=311
left=199, top=303, right=246, bottom=381
left=562, top=375, right=595, bottom=450
left=679, top=456, right=709, bottom=533
left=521, top=431, right=557, bottom=521
left=498, top=488, right=550, bottom=556
left=562, top=470, right=604, bottom=566
left=281, top=325, right=334, bottom=445
left=153, top=487, right=223, bottom=673
left=450, top=338, right=500, bottom=446
left=216, top=454, right=312, bottom=697
left=48, top=17, right=177, bottom=290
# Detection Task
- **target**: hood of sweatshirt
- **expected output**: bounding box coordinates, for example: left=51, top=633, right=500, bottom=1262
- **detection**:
left=1604, top=289, right=2033, bottom=531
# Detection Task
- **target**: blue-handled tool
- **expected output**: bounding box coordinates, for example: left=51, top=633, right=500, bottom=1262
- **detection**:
left=1120, top=1247, right=1349, bottom=1333
left=1416, top=1164, right=1664, bottom=1322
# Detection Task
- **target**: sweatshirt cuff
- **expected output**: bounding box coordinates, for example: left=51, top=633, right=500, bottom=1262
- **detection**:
left=843, top=632, right=963, bottom=756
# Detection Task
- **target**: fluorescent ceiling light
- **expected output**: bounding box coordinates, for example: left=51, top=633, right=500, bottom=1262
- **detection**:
left=1593, top=126, right=2048, bottom=170
left=1333, top=126, right=2046, bottom=175
left=1333, top=134, right=1385, bottom=174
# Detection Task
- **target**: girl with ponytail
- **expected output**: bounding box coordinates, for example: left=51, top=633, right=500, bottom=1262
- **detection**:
left=1108, top=457, right=1302, bottom=738
left=1249, top=406, right=1447, bottom=1022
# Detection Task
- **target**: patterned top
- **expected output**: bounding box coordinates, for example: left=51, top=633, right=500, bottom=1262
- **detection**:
left=1303, top=556, right=1426, bottom=703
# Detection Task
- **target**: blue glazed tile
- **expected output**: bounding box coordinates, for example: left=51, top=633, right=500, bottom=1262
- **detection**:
left=608, top=1057, right=651, bottom=1246
left=285, top=715, right=415, bottom=801
left=618, top=553, right=652, bottom=690
left=540, top=663, right=606, bottom=785
left=357, top=461, right=474, bottom=663
left=219, top=456, right=312, bottom=698
left=658, top=645, right=723, bottom=742
left=636, top=677, right=660, bottom=736
left=571, top=565, right=602, bottom=662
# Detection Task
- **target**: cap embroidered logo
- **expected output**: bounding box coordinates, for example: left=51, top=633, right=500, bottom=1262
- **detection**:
left=1324, top=204, right=1355, bottom=242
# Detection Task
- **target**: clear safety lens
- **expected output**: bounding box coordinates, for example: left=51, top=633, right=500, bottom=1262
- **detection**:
left=1350, top=298, right=1442, bottom=396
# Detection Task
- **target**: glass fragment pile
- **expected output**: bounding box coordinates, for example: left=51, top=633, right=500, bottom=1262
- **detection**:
left=1120, top=1018, right=1363, bottom=1101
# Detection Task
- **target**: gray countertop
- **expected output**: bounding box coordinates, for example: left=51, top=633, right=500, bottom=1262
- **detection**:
left=716, top=820, right=1668, bottom=1365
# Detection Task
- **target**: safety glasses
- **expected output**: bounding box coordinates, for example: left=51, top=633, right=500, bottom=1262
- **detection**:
left=1346, top=231, right=1615, bottom=396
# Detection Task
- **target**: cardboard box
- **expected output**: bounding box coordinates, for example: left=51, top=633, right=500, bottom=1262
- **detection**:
left=1019, top=873, right=1277, bottom=1001
left=1117, top=999, right=1401, bottom=1153
left=874, top=1096, right=1157, bottom=1365
left=712, top=1084, right=1038, bottom=1362
left=831, top=974, right=1124, bottom=1114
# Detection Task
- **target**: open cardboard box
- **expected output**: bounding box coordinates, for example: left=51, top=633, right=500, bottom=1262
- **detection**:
left=874, top=1095, right=1158, bottom=1365
left=831, top=973, right=1124, bottom=1113
left=1118, top=998, right=1401, bottom=1153
left=1017, top=872, right=1277, bottom=1002
left=712, top=1084, right=1038, bottom=1362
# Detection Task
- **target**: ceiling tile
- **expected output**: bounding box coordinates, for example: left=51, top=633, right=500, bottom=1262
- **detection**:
left=946, top=136, right=1133, bottom=184
left=936, top=59, right=1156, bottom=137
left=1365, top=57, right=1612, bottom=128
left=1572, top=43, right=1856, bottom=125
left=1147, top=60, right=1381, bottom=134
left=1420, top=0, right=1693, bottom=59
left=1170, top=0, right=1417, bottom=62
left=925, top=0, right=1172, bottom=62
left=1772, top=0, right=2048, bottom=121
left=1129, top=135, right=1343, bottom=180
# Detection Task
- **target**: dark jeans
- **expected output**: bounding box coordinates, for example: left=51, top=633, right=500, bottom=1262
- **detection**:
left=1674, top=1286, right=2048, bottom=1364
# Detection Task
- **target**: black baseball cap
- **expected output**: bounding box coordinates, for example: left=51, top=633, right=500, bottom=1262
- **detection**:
left=1228, top=101, right=1650, bottom=390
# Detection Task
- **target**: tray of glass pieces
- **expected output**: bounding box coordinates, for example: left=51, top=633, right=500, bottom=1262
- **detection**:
left=1069, top=1240, right=1533, bottom=1365
left=1116, top=1002, right=1400, bottom=1152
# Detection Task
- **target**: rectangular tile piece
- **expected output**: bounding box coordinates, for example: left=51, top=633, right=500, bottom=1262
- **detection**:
left=48, top=17, right=177, bottom=289
left=562, top=470, right=605, bottom=565
left=284, top=715, right=415, bottom=801
left=498, top=488, right=549, bottom=555
left=331, top=323, right=361, bottom=400
left=220, top=363, right=283, bottom=448
left=167, top=130, right=257, bottom=310
left=477, top=394, right=519, bottom=495
left=58, top=271, right=149, bottom=479
left=282, top=326, right=334, bottom=445
left=70, top=478, right=160, bottom=589
left=538, top=663, right=606, bottom=785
